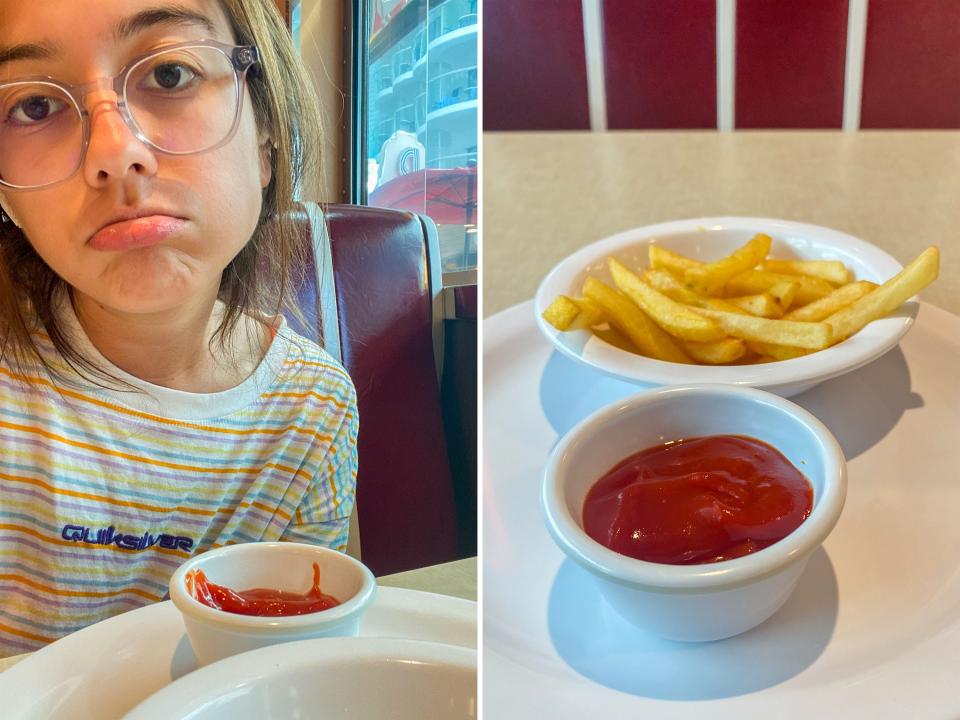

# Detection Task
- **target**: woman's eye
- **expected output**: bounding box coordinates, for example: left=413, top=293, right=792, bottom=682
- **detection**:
left=143, top=63, right=198, bottom=91
left=8, top=95, right=67, bottom=125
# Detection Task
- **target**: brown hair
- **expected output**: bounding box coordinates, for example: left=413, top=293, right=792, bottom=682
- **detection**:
left=0, top=0, right=323, bottom=387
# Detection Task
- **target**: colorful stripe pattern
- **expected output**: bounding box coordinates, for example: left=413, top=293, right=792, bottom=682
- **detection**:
left=0, top=315, right=358, bottom=658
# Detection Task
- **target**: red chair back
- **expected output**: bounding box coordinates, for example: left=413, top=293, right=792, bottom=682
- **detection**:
left=284, top=202, right=459, bottom=576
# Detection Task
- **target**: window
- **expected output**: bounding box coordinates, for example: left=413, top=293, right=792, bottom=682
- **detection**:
left=355, top=0, right=478, bottom=275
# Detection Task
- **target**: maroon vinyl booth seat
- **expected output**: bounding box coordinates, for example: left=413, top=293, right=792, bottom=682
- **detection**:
left=281, top=202, right=459, bottom=576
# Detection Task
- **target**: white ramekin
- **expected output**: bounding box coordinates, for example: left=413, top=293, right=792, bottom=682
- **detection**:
left=169, top=542, right=376, bottom=666
left=541, top=384, right=846, bottom=641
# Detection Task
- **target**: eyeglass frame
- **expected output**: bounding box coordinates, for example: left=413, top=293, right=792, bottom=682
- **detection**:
left=0, top=38, right=260, bottom=191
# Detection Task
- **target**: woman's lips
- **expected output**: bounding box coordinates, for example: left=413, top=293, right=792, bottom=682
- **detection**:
left=88, top=215, right=186, bottom=251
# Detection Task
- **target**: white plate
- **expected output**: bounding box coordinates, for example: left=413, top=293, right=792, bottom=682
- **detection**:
left=0, top=587, right=476, bottom=719
left=124, top=638, right=476, bottom=719
left=485, top=300, right=960, bottom=719
left=534, top=217, right=916, bottom=397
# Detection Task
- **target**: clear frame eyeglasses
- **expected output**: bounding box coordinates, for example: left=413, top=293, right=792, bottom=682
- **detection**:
left=0, top=39, right=259, bottom=191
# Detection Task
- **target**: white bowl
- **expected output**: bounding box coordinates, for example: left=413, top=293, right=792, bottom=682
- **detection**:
left=541, top=384, right=846, bottom=641
left=121, top=637, right=477, bottom=720
left=169, top=542, right=376, bottom=666
left=535, top=216, right=916, bottom=397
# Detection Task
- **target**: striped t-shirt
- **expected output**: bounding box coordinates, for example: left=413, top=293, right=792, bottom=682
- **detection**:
left=0, top=300, right=358, bottom=658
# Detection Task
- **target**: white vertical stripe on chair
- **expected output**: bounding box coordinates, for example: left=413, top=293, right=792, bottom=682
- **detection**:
left=843, top=0, right=869, bottom=131
left=716, top=0, right=736, bottom=131
left=582, top=0, right=608, bottom=132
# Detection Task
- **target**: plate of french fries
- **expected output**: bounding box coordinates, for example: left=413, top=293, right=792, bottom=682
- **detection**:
left=535, top=217, right=939, bottom=397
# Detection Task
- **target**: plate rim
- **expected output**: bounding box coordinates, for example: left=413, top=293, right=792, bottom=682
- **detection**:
left=125, top=636, right=477, bottom=718
left=482, top=297, right=960, bottom=716
left=0, top=586, right=476, bottom=717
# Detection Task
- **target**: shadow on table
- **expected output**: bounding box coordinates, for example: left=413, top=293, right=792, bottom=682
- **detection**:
left=538, top=351, right=649, bottom=442
left=792, top=346, right=921, bottom=461
left=170, top=636, right=198, bottom=681
left=538, top=343, right=921, bottom=462
left=546, top=548, right=838, bottom=701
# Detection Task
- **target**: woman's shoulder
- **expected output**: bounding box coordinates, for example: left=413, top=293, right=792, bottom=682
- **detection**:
left=271, top=321, right=356, bottom=400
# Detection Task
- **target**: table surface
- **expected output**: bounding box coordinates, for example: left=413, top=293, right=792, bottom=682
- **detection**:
left=483, top=130, right=960, bottom=317
left=377, top=556, right=476, bottom=601
left=0, top=556, right=476, bottom=674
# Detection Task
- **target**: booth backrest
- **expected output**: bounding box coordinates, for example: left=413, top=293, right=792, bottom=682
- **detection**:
left=485, top=0, right=960, bottom=130
left=284, top=202, right=459, bottom=576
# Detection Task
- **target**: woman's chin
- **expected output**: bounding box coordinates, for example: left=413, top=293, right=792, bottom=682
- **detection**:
left=82, top=279, right=210, bottom=318
left=90, top=252, right=216, bottom=315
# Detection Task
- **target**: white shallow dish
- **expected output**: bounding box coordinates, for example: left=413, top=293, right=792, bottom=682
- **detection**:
left=534, top=217, right=916, bottom=397
left=123, top=638, right=477, bottom=719
left=0, top=587, right=475, bottom=719
left=485, top=300, right=960, bottom=719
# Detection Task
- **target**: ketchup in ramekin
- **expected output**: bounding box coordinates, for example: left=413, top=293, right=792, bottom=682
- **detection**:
left=582, top=435, right=813, bottom=565
left=186, top=562, right=341, bottom=616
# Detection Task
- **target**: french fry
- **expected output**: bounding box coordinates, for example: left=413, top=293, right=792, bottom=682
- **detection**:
left=541, top=295, right=581, bottom=331
left=591, top=270, right=747, bottom=361
left=783, top=280, right=878, bottom=322
left=684, top=233, right=772, bottom=295
left=761, top=259, right=851, bottom=285
left=592, top=325, right=636, bottom=353
left=705, top=297, right=752, bottom=314
left=648, top=245, right=701, bottom=274
left=682, top=337, right=747, bottom=364
left=725, top=293, right=784, bottom=318
left=583, top=277, right=692, bottom=363
left=826, top=246, right=940, bottom=342
left=609, top=258, right=725, bottom=342
left=725, top=269, right=834, bottom=305
left=730, top=347, right=764, bottom=364
left=643, top=270, right=763, bottom=318
left=746, top=341, right=811, bottom=361
left=768, top=280, right=799, bottom=311
left=646, top=269, right=781, bottom=319
left=567, top=296, right=607, bottom=330
left=689, top=306, right=833, bottom=349
left=641, top=268, right=705, bottom=306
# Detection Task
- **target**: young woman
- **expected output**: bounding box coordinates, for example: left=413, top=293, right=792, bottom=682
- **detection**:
left=0, top=0, right=357, bottom=656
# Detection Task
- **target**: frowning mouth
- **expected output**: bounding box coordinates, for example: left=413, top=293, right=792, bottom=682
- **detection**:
left=88, top=212, right=187, bottom=252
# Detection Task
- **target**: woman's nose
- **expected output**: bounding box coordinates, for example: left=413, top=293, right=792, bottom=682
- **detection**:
left=82, top=90, right=158, bottom=188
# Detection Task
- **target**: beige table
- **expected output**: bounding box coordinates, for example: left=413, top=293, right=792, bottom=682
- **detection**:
left=0, top=557, right=476, bottom=674
left=484, top=131, right=960, bottom=316
left=378, top=556, right=476, bottom=601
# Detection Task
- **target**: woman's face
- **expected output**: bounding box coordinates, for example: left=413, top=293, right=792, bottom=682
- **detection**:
left=0, top=0, right=270, bottom=315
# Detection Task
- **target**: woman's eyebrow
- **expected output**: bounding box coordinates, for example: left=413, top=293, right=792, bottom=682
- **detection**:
left=0, top=6, right=216, bottom=72
left=114, top=5, right=217, bottom=41
left=0, top=40, right=58, bottom=70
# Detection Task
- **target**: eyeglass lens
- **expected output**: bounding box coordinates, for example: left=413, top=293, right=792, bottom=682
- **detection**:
left=0, top=45, right=241, bottom=188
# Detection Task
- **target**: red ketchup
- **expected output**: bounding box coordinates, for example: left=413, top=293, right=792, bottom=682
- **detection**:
left=187, top=562, right=341, bottom=616
left=582, top=435, right=813, bottom=564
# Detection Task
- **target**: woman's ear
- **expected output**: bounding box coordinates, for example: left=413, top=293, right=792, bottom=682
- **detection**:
left=259, top=139, right=274, bottom=189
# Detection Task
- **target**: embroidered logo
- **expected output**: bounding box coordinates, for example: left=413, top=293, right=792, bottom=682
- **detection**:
left=61, top=524, right=194, bottom=552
